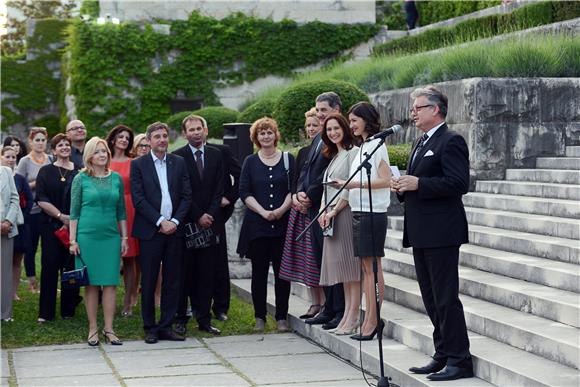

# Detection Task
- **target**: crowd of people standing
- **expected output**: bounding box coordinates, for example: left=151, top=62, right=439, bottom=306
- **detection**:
left=1, top=85, right=473, bottom=382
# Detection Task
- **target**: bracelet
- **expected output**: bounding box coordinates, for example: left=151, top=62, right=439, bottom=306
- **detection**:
left=69, top=240, right=77, bottom=245
left=121, top=236, right=128, bottom=240
left=57, top=212, right=62, bottom=219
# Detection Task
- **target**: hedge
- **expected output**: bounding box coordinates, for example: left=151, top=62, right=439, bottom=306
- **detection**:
left=166, top=106, right=240, bottom=139
left=416, top=1, right=501, bottom=26
left=373, top=1, right=580, bottom=56
left=387, top=143, right=412, bottom=170
left=272, top=79, right=369, bottom=143
left=239, top=96, right=276, bottom=124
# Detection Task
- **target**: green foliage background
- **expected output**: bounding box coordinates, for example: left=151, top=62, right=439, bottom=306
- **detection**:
left=67, top=12, right=378, bottom=137
left=166, top=106, right=240, bottom=139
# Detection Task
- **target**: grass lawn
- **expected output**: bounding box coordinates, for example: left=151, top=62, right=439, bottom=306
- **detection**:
left=1, top=254, right=276, bottom=348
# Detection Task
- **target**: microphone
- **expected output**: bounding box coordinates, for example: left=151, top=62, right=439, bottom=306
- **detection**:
left=365, top=124, right=403, bottom=142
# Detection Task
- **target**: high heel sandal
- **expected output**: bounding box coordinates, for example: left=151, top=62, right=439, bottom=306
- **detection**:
left=299, top=304, right=321, bottom=319
left=335, top=321, right=361, bottom=336
left=350, top=319, right=384, bottom=341
left=87, top=330, right=99, bottom=346
left=102, top=330, right=123, bottom=345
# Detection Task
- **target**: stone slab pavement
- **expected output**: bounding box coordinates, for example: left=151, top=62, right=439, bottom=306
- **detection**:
left=1, top=333, right=382, bottom=386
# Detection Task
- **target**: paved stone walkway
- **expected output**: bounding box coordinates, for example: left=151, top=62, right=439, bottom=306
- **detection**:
left=1, top=333, right=379, bottom=386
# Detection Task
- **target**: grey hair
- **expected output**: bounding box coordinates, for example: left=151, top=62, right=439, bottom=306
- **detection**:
left=315, top=91, right=342, bottom=110
left=410, top=86, right=448, bottom=118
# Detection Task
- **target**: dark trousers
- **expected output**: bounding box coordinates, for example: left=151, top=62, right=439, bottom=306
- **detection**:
left=248, top=237, right=290, bottom=321
left=211, top=221, right=230, bottom=315
left=139, top=233, right=184, bottom=334
left=24, top=212, right=41, bottom=277
left=176, top=244, right=216, bottom=327
left=413, top=246, right=472, bottom=368
left=38, top=227, right=80, bottom=320
left=310, top=214, right=344, bottom=318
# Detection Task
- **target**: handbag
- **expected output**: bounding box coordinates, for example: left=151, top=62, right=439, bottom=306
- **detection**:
left=54, top=225, right=70, bottom=248
left=184, top=222, right=220, bottom=250
left=61, top=255, right=89, bottom=290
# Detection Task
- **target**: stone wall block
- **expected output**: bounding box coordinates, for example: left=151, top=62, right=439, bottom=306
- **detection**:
left=509, top=123, right=566, bottom=167
left=469, top=123, right=507, bottom=180
left=539, top=78, right=580, bottom=122
left=474, top=78, right=541, bottom=123
left=565, top=122, right=580, bottom=145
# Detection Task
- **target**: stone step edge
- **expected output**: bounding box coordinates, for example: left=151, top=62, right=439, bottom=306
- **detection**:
left=231, top=279, right=494, bottom=387
left=385, top=228, right=580, bottom=294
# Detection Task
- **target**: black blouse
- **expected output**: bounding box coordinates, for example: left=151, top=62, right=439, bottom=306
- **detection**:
left=237, top=152, right=295, bottom=257
left=35, top=164, right=79, bottom=226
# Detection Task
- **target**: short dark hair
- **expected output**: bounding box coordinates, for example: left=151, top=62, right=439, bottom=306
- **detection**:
left=410, top=86, right=448, bottom=117
left=2, top=136, right=27, bottom=162
left=316, top=92, right=342, bottom=111
left=321, top=113, right=354, bottom=159
left=105, top=124, right=135, bottom=158
left=146, top=122, right=169, bottom=139
left=347, top=101, right=381, bottom=137
left=50, top=133, right=71, bottom=150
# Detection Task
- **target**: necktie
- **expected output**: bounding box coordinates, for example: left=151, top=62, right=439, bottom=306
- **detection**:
left=411, top=133, right=429, bottom=170
left=195, top=149, right=203, bottom=179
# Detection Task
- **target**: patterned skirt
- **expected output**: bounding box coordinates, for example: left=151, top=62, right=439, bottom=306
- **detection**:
left=279, top=208, right=321, bottom=287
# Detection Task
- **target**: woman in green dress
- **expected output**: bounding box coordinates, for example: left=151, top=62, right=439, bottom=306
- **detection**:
left=69, top=137, right=128, bottom=346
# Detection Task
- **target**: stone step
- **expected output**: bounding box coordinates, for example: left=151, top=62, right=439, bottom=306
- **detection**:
left=388, top=216, right=580, bottom=264
left=465, top=207, right=580, bottom=240
left=231, top=279, right=494, bottom=387
left=232, top=279, right=579, bottom=387
left=536, top=157, right=580, bottom=170
left=463, top=192, right=580, bottom=219
left=566, top=146, right=580, bottom=157
left=384, top=230, right=580, bottom=293
left=505, top=169, right=580, bottom=184
left=382, top=246, right=580, bottom=329
left=475, top=180, right=580, bottom=201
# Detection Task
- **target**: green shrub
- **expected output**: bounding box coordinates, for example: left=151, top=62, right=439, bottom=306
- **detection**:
left=166, top=111, right=194, bottom=133
left=239, top=97, right=276, bottom=124
left=272, top=79, right=369, bottom=143
left=387, top=143, right=412, bottom=170
left=191, top=106, right=240, bottom=139
left=417, top=1, right=501, bottom=26
left=79, top=0, right=100, bottom=18
left=374, top=1, right=580, bottom=56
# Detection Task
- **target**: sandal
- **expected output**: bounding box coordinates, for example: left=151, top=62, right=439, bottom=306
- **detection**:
left=87, top=330, right=99, bottom=346
left=299, top=304, right=321, bottom=319
left=102, top=330, right=123, bottom=345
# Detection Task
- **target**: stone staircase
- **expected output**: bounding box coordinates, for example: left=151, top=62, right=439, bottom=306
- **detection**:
left=233, top=146, right=580, bottom=386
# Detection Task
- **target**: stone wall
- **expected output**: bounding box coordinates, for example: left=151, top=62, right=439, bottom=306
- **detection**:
left=372, top=77, right=580, bottom=182
left=98, top=0, right=375, bottom=24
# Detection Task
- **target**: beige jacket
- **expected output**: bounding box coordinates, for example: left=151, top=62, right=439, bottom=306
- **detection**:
left=0, top=166, right=21, bottom=238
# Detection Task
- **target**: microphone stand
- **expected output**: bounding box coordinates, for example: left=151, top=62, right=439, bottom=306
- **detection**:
left=297, top=137, right=390, bottom=387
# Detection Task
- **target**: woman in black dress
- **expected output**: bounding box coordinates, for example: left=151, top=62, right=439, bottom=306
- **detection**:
left=237, top=117, right=294, bottom=333
left=35, top=133, right=81, bottom=322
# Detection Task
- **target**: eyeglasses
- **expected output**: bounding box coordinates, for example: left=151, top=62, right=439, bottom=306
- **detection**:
left=137, top=144, right=150, bottom=149
left=409, top=104, right=434, bottom=114
left=67, top=126, right=86, bottom=132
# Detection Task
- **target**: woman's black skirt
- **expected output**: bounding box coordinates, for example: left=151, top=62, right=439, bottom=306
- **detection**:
left=352, top=211, right=388, bottom=258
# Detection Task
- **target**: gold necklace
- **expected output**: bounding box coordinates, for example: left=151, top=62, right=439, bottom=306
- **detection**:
left=57, top=166, right=68, bottom=182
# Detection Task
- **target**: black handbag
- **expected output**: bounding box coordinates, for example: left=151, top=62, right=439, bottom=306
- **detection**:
left=184, top=222, right=220, bottom=250
left=61, top=255, right=89, bottom=289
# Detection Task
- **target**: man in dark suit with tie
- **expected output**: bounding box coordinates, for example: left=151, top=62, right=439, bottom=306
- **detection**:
left=392, top=86, right=473, bottom=381
left=131, top=122, right=192, bottom=344
left=299, top=91, right=345, bottom=330
left=173, top=114, right=224, bottom=335
left=206, top=142, right=241, bottom=321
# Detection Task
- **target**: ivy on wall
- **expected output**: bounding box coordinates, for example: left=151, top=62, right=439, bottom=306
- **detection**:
left=68, top=12, right=379, bottom=137
left=1, top=19, right=70, bottom=136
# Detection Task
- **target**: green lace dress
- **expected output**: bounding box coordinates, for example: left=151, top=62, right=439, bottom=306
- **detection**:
left=70, top=171, right=126, bottom=286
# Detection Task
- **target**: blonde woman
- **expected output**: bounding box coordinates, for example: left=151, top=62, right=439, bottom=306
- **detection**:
left=69, top=137, right=128, bottom=346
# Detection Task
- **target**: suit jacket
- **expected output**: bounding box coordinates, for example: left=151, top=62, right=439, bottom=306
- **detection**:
left=297, top=133, right=331, bottom=210
left=1, top=166, right=21, bottom=238
left=399, top=124, right=469, bottom=249
left=206, top=143, right=241, bottom=222
left=130, top=152, right=192, bottom=240
left=173, top=144, right=224, bottom=225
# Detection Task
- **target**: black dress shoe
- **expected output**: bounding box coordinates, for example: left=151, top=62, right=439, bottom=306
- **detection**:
left=305, top=313, right=333, bottom=325
left=199, top=324, right=221, bottom=335
left=173, top=322, right=186, bottom=336
left=214, top=312, right=228, bottom=321
left=144, top=332, right=158, bottom=344
left=322, top=315, right=341, bottom=330
left=350, top=320, right=384, bottom=341
left=409, top=359, right=445, bottom=374
left=427, top=366, right=474, bottom=381
left=158, top=329, right=185, bottom=341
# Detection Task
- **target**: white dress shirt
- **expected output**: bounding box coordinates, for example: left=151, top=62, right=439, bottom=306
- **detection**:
left=151, top=152, right=179, bottom=226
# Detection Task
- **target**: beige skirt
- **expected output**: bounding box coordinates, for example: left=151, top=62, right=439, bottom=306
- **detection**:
left=319, top=205, right=361, bottom=286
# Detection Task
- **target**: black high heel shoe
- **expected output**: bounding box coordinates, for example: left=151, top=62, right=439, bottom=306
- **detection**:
left=102, top=330, right=123, bottom=345
left=350, top=319, right=385, bottom=341
left=87, top=330, right=99, bottom=347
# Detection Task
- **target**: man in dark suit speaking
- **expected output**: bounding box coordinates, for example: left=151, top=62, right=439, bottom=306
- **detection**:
left=131, top=122, right=192, bottom=344
left=391, top=86, right=473, bottom=381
